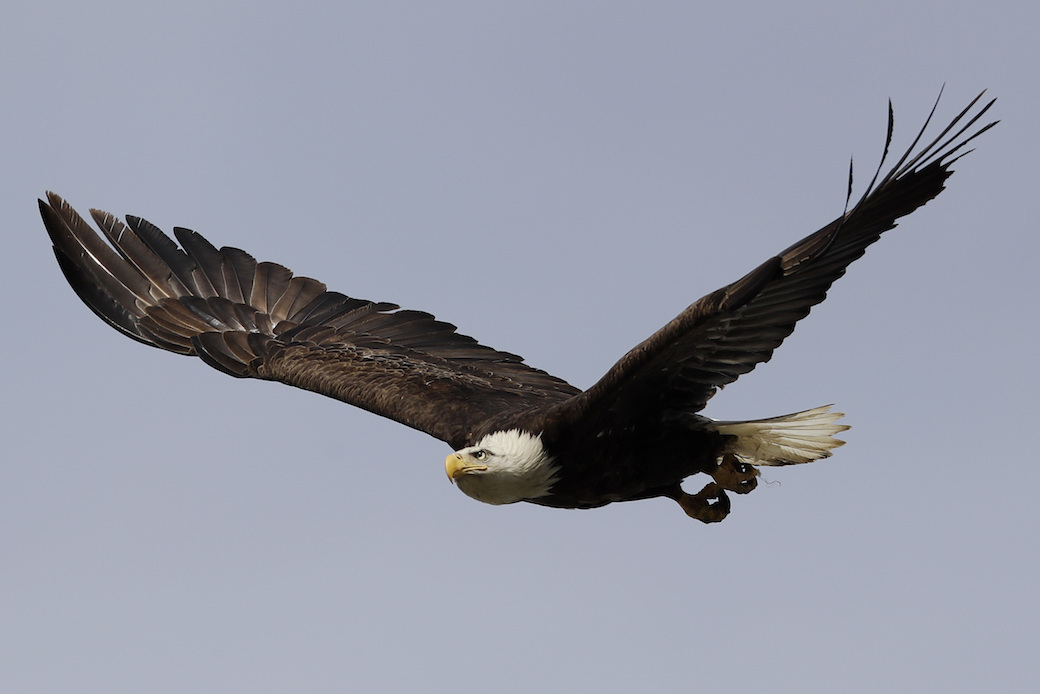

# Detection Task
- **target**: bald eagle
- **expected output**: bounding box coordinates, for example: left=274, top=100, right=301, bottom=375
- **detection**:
left=41, top=92, right=995, bottom=522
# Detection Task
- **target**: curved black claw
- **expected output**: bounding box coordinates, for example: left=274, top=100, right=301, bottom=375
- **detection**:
left=712, top=454, right=760, bottom=495
left=676, top=482, right=731, bottom=523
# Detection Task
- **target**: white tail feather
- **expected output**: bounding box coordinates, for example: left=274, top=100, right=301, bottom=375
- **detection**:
left=714, top=405, right=850, bottom=466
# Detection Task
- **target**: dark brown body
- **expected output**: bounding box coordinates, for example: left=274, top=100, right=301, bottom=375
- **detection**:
left=472, top=408, right=725, bottom=509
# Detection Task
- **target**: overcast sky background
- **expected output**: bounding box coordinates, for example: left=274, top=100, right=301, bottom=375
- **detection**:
left=2, top=2, right=1038, bottom=692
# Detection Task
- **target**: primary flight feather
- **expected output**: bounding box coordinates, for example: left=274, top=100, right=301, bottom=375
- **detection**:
left=42, top=91, right=996, bottom=521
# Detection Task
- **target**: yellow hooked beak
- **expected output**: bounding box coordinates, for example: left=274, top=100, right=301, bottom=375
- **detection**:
left=445, top=452, right=487, bottom=482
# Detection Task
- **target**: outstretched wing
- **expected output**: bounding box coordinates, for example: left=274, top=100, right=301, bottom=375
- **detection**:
left=41, top=193, right=579, bottom=449
left=555, top=90, right=996, bottom=423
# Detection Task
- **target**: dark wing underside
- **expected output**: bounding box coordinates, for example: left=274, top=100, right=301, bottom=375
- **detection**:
left=41, top=195, right=579, bottom=448
left=551, top=91, right=996, bottom=424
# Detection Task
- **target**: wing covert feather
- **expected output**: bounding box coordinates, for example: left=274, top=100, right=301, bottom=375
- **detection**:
left=41, top=193, right=578, bottom=447
left=554, top=91, right=996, bottom=422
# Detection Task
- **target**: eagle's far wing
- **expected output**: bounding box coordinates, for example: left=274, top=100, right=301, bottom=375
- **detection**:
left=557, top=91, right=996, bottom=422
left=41, top=194, right=579, bottom=449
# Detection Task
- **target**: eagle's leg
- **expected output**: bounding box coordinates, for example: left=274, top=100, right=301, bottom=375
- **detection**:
left=669, top=482, right=731, bottom=523
left=711, top=454, right=759, bottom=495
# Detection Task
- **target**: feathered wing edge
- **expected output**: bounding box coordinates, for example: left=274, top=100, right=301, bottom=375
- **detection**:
left=553, top=90, right=997, bottom=422
left=41, top=194, right=579, bottom=447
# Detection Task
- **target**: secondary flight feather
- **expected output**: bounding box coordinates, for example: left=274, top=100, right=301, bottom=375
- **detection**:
left=42, top=91, right=996, bottom=521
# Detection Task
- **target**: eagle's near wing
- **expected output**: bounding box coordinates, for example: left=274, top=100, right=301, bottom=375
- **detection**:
left=41, top=194, right=579, bottom=449
left=556, top=90, right=997, bottom=423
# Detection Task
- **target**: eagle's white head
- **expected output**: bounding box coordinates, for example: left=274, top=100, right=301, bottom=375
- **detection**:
left=445, top=429, right=558, bottom=505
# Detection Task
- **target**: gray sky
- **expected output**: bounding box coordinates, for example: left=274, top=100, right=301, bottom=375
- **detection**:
left=3, top=2, right=1038, bottom=692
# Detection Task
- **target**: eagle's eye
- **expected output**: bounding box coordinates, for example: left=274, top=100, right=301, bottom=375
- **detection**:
left=473, top=449, right=489, bottom=462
